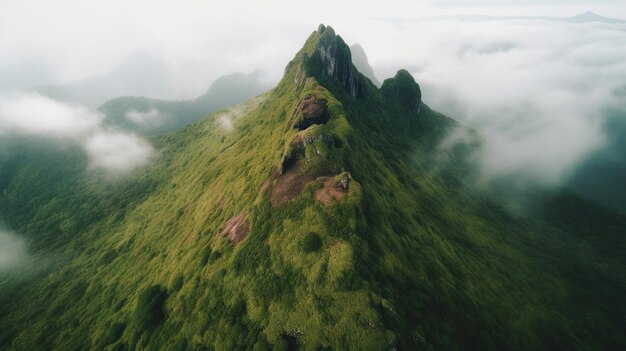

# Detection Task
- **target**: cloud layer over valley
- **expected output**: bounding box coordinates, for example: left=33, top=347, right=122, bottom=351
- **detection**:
left=0, top=92, right=154, bottom=173
left=394, top=18, right=626, bottom=185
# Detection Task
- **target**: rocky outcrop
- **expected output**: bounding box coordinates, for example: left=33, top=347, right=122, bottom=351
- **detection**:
left=315, top=172, right=351, bottom=205
left=280, top=130, right=334, bottom=175
left=219, top=212, right=249, bottom=244
left=304, top=25, right=363, bottom=97
left=292, top=94, right=330, bottom=130
left=381, top=69, right=422, bottom=114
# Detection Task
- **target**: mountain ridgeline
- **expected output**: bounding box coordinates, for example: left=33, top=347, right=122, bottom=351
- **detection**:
left=0, top=24, right=625, bottom=351
left=98, top=71, right=270, bottom=135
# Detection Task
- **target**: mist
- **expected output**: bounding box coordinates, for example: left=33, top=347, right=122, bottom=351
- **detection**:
left=402, top=18, right=626, bottom=185
left=0, top=229, right=28, bottom=272
left=0, top=92, right=154, bottom=173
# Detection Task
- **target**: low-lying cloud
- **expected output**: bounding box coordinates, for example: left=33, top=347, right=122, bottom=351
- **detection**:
left=0, top=92, right=154, bottom=173
left=373, top=18, right=626, bottom=186
left=84, top=131, right=154, bottom=172
left=0, top=229, right=28, bottom=271
left=125, top=108, right=166, bottom=125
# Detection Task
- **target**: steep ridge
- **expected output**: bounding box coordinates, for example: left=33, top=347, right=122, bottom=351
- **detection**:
left=0, top=25, right=625, bottom=351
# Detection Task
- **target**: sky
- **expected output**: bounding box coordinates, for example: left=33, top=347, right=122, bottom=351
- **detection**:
left=0, top=0, right=625, bottom=192
left=2, top=0, right=625, bottom=97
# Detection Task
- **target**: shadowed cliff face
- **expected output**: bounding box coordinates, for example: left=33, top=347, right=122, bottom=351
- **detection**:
left=303, top=25, right=364, bottom=97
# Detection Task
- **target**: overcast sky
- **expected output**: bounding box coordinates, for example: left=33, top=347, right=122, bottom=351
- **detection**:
left=1, top=0, right=625, bottom=97
left=1, top=0, right=625, bottom=187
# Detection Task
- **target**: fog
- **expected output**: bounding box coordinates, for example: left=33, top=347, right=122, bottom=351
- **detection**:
left=1, top=0, right=625, bottom=209
left=405, top=19, right=626, bottom=185
left=0, top=92, right=154, bottom=173
left=0, top=229, right=28, bottom=271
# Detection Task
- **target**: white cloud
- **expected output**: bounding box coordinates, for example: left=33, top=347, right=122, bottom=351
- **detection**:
left=217, top=114, right=235, bottom=132
left=384, top=19, right=626, bottom=185
left=0, top=92, right=154, bottom=173
left=0, top=230, right=28, bottom=271
left=0, top=92, right=101, bottom=137
left=125, top=108, right=166, bottom=124
left=84, top=131, right=154, bottom=172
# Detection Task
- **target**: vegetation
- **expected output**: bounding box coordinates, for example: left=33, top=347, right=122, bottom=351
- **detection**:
left=135, top=285, right=169, bottom=330
left=99, top=71, right=269, bottom=135
left=0, top=25, right=624, bottom=350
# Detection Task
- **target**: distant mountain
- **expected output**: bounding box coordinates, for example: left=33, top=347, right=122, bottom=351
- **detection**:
left=382, top=11, right=626, bottom=25
left=0, top=24, right=624, bottom=351
left=34, top=52, right=178, bottom=108
left=350, top=44, right=380, bottom=86
left=565, top=11, right=626, bottom=24
left=99, top=71, right=270, bottom=135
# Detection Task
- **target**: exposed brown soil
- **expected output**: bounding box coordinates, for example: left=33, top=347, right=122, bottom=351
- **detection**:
left=315, top=176, right=348, bottom=205
left=269, top=161, right=315, bottom=207
left=219, top=212, right=249, bottom=244
left=293, top=94, right=330, bottom=130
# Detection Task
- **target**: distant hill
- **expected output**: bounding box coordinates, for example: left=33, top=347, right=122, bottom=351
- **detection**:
left=34, top=52, right=178, bottom=108
left=565, top=11, right=626, bottom=24
left=382, top=11, right=626, bottom=25
left=98, top=71, right=270, bottom=135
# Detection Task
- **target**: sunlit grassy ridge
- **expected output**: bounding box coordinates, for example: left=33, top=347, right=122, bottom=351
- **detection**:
left=1, top=25, right=625, bottom=351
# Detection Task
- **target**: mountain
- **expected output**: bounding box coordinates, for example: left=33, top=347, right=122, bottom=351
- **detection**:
left=34, top=52, right=178, bottom=108
left=350, top=44, right=380, bottom=87
left=382, top=11, right=626, bottom=25
left=1, top=24, right=625, bottom=351
left=99, top=71, right=270, bottom=135
left=565, top=11, right=626, bottom=24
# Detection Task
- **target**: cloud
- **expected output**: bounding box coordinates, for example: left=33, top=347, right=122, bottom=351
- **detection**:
left=0, top=92, right=100, bottom=137
left=214, top=101, right=259, bottom=133
left=217, top=114, right=235, bottom=132
left=383, top=19, right=626, bottom=186
left=0, top=230, right=28, bottom=271
left=84, top=131, right=154, bottom=172
left=0, top=92, right=154, bottom=173
left=125, top=108, right=166, bottom=124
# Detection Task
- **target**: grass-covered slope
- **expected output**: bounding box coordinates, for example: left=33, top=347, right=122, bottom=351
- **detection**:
left=0, top=25, right=625, bottom=351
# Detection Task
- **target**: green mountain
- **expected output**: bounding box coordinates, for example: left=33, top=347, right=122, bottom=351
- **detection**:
left=1, top=24, right=625, bottom=351
left=98, top=71, right=270, bottom=135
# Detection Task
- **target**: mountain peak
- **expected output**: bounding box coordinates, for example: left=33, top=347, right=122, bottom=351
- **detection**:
left=286, top=24, right=364, bottom=97
left=381, top=69, right=422, bottom=113
left=350, top=43, right=380, bottom=87
left=568, top=10, right=626, bottom=23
